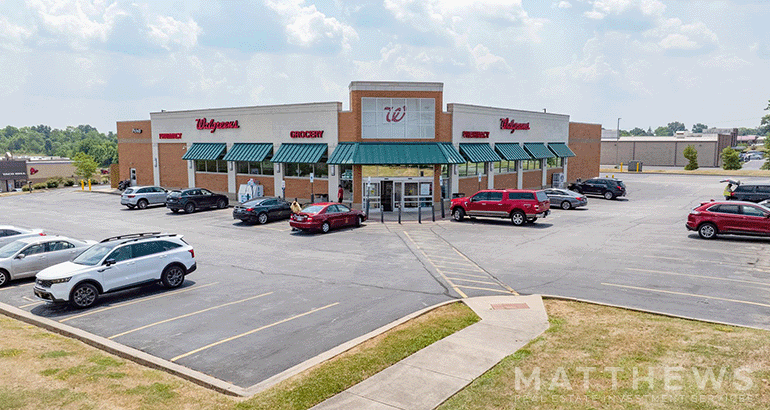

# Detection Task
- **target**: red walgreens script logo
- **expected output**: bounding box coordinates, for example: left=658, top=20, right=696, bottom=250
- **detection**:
left=499, top=118, right=530, bottom=133
left=384, top=105, right=406, bottom=122
left=30, top=167, right=38, bottom=175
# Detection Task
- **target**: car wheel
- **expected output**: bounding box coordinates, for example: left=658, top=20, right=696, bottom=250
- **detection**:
left=0, top=270, right=9, bottom=287
left=126, top=205, right=135, bottom=209
left=698, top=223, right=717, bottom=239
left=184, top=203, right=195, bottom=214
left=356, top=215, right=363, bottom=227
left=453, top=208, right=465, bottom=222
left=257, top=212, right=268, bottom=225
left=321, top=222, right=331, bottom=233
left=561, top=201, right=572, bottom=210
left=137, top=199, right=148, bottom=210
left=217, top=198, right=227, bottom=209
left=511, top=210, right=525, bottom=226
left=603, top=191, right=615, bottom=200
left=70, top=282, right=98, bottom=309
left=161, top=265, right=185, bottom=288
left=171, top=208, right=179, bottom=213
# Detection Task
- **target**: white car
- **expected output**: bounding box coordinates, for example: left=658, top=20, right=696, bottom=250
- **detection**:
left=34, top=233, right=196, bottom=308
left=121, top=186, right=168, bottom=209
left=0, top=226, right=45, bottom=248
left=0, top=236, right=95, bottom=287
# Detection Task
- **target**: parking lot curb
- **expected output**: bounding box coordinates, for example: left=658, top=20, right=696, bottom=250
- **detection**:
left=0, top=301, right=248, bottom=397
left=539, top=294, right=769, bottom=331
left=75, top=188, right=122, bottom=195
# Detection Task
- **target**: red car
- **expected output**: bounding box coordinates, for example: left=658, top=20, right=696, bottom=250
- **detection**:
left=450, top=189, right=550, bottom=226
left=289, top=203, right=367, bottom=233
left=687, top=200, right=770, bottom=239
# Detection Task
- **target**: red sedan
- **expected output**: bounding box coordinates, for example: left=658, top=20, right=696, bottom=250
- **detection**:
left=687, top=200, right=770, bottom=239
left=290, top=203, right=367, bottom=233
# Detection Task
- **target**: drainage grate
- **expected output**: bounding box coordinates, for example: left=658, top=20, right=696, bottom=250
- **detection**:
left=491, top=303, right=529, bottom=310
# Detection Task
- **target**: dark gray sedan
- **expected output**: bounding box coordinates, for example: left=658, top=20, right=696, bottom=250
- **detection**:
left=544, top=188, right=588, bottom=210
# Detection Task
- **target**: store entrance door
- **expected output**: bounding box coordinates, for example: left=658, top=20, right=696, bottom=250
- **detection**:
left=381, top=181, right=393, bottom=212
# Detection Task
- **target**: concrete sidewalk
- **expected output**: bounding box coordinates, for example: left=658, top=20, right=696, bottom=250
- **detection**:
left=311, top=295, right=549, bottom=410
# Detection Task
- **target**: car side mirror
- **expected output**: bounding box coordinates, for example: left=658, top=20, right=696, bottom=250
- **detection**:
left=15, top=253, right=25, bottom=259
left=104, top=259, right=116, bottom=266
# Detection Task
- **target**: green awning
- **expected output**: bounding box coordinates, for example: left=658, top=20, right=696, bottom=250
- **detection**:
left=523, top=143, right=556, bottom=159
left=182, top=143, right=226, bottom=160
left=495, top=143, right=533, bottom=161
left=327, top=142, right=465, bottom=165
left=272, top=143, right=327, bottom=163
left=547, top=142, right=576, bottom=158
left=459, top=143, right=501, bottom=163
left=222, top=143, right=273, bottom=162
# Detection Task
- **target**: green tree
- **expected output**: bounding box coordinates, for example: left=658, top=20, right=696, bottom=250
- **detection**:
left=762, top=135, right=770, bottom=170
left=667, top=122, right=686, bottom=135
left=683, top=145, right=699, bottom=170
left=691, top=123, right=708, bottom=133
left=73, top=152, right=98, bottom=181
left=761, top=99, right=770, bottom=136
left=629, top=127, right=646, bottom=136
left=721, top=148, right=742, bottom=170
left=654, top=126, right=669, bottom=136
left=647, top=127, right=653, bottom=135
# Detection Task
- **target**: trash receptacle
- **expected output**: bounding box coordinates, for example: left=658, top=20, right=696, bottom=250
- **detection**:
left=628, top=161, right=643, bottom=172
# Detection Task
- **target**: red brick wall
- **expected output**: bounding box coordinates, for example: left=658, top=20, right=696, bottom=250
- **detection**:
left=117, top=120, right=153, bottom=186
left=493, top=172, right=518, bottom=190
left=522, top=170, right=542, bottom=190
left=284, top=178, right=329, bottom=202
left=459, top=176, right=486, bottom=196
left=568, top=122, right=601, bottom=183
left=194, top=172, right=227, bottom=193
left=546, top=168, right=564, bottom=187
left=236, top=175, right=275, bottom=197
left=158, top=143, right=187, bottom=189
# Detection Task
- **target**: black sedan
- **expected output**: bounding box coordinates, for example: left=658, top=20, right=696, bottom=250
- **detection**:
left=166, top=188, right=229, bottom=213
left=233, top=197, right=292, bottom=224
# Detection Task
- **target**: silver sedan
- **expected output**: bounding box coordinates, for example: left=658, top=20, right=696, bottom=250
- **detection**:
left=544, top=188, right=588, bottom=210
left=0, top=225, right=45, bottom=248
left=121, top=186, right=168, bottom=209
left=0, top=235, right=95, bottom=287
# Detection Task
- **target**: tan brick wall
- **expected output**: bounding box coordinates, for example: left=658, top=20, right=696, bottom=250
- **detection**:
left=458, top=176, right=486, bottom=196
left=522, top=170, right=542, bottom=190
left=157, top=143, right=188, bottom=189
left=568, top=122, right=601, bottom=182
left=284, top=178, right=329, bottom=202
left=236, top=175, right=275, bottom=197
left=117, top=120, right=153, bottom=186
left=493, top=172, right=518, bottom=189
left=194, top=172, right=227, bottom=193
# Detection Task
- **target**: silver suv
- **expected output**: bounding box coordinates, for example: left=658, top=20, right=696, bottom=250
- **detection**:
left=0, top=226, right=45, bottom=248
left=34, top=233, right=196, bottom=308
left=0, top=236, right=95, bottom=287
left=121, top=186, right=168, bottom=209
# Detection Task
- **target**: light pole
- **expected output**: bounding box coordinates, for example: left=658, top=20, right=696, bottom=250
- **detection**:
left=616, top=117, right=621, bottom=167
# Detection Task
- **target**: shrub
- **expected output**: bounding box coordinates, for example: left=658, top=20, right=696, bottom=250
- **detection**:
left=32, top=182, right=48, bottom=190
left=64, top=179, right=75, bottom=187
left=721, top=148, right=742, bottom=170
left=46, top=179, right=59, bottom=188
left=22, top=186, right=31, bottom=192
left=683, top=145, right=698, bottom=170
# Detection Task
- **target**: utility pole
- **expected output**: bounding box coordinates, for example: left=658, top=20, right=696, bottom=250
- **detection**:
left=616, top=117, right=621, bottom=167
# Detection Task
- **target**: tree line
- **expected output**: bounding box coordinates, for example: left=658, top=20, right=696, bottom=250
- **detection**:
left=620, top=122, right=766, bottom=137
left=0, top=124, right=117, bottom=167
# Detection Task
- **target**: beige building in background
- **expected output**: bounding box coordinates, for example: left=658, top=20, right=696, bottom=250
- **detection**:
left=600, top=128, right=737, bottom=167
left=26, top=158, right=76, bottom=184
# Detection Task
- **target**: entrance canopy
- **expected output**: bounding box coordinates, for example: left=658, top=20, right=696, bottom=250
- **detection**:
left=494, top=143, right=533, bottom=161
left=272, top=143, right=328, bottom=163
left=523, top=142, right=556, bottom=159
left=182, top=143, right=226, bottom=161
left=547, top=142, right=576, bottom=158
left=459, top=143, right=501, bottom=163
left=328, top=142, right=465, bottom=165
left=222, top=143, right=273, bottom=162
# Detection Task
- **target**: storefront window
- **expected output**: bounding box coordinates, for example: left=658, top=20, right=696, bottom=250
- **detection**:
left=195, top=159, right=227, bottom=173
left=547, top=157, right=563, bottom=168
left=495, top=160, right=517, bottom=174
left=361, top=165, right=434, bottom=178
left=285, top=163, right=328, bottom=178
left=237, top=160, right=274, bottom=175
left=523, top=160, right=542, bottom=170
left=458, top=162, right=483, bottom=177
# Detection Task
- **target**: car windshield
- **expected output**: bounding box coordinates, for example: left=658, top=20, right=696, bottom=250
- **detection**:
left=0, top=241, right=26, bottom=258
left=535, top=191, right=549, bottom=202
left=73, top=244, right=112, bottom=266
left=168, top=190, right=181, bottom=197
left=244, top=198, right=268, bottom=206
left=301, top=205, right=325, bottom=214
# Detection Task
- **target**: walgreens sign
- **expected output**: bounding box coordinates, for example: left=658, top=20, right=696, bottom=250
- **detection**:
left=499, top=118, right=530, bottom=133
left=196, top=118, right=240, bottom=133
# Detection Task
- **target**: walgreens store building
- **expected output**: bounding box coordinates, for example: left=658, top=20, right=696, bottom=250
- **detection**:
left=118, top=81, right=600, bottom=209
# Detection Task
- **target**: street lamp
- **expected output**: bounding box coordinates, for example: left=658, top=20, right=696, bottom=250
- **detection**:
left=616, top=117, right=621, bottom=167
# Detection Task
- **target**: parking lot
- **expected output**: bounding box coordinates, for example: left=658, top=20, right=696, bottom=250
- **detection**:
left=0, top=172, right=769, bottom=389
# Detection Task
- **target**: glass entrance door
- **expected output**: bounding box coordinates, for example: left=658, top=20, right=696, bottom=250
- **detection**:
left=381, top=181, right=393, bottom=212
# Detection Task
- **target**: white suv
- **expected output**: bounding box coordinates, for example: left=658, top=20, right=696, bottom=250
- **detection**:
left=34, top=233, right=196, bottom=308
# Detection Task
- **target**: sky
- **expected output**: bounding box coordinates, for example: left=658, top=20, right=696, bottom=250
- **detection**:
left=1, top=0, right=769, bottom=134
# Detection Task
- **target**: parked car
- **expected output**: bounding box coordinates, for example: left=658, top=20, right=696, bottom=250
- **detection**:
left=450, top=189, right=550, bottom=226
left=759, top=199, right=770, bottom=208
left=121, top=186, right=168, bottom=209
left=543, top=188, right=588, bottom=210
left=0, top=236, right=95, bottom=287
left=166, top=188, right=229, bottom=213
left=726, top=183, right=770, bottom=203
left=569, top=178, right=626, bottom=200
left=686, top=200, right=770, bottom=239
left=233, top=197, right=292, bottom=224
left=34, top=232, right=196, bottom=308
left=0, top=226, right=45, bottom=248
left=289, top=203, right=366, bottom=233
left=746, top=153, right=765, bottom=161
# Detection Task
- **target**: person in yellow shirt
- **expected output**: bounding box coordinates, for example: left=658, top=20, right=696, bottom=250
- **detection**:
left=724, top=183, right=733, bottom=200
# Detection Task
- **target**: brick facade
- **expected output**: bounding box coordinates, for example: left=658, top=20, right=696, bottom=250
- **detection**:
left=568, top=122, right=601, bottom=183
left=522, top=170, right=542, bottom=190
left=236, top=175, right=275, bottom=197
left=493, top=172, right=518, bottom=190
left=157, top=143, right=187, bottom=189
left=117, top=120, right=153, bottom=186
left=193, top=172, right=227, bottom=193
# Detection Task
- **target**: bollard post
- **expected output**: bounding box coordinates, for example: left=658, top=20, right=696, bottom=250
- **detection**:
left=88, top=179, right=91, bottom=191
left=441, top=199, right=445, bottom=219
left=365, top=198, right=370, bottom=218
left=636, top=162, right=640, bottom=172
left=398, top=205, right=401, bottom=224
left=80, top=180, right=84, bottom=190
left=620, top=162, right=623, bottom=172
left=381, top=205, right=384, bottom=223
left=418, top=203, right=422, bottom=224
left=432, top=204, right=435, bottom=222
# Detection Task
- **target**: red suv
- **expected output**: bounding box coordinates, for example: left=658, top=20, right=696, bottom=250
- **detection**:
left=451, top=189, right=550, bottom=226
left=687, top=200, right=770, bottom=239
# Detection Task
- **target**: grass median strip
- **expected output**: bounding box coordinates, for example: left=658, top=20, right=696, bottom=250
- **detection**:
left=439, top=299, right=770, bottom=410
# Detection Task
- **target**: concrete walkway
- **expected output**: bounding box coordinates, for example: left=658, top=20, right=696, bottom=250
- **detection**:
left=311, top=295, right=549, bottom=410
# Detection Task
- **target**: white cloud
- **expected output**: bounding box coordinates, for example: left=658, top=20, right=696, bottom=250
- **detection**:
left=147, top=15, right=201, bottom=50
left=698, top=54, right=751, bottom=70
left=265, top=0, right=358, bottom=51
left=584, top=0, right=666, bottom=19
left=470, top=44, right=511, bottom=72
left=555, top=1, right=572, bottom=9
left=644, top=18, right=718, bottom=51
left=0, top=16, right=33, bottom=51
left=26, top=0, right=128, bottom=50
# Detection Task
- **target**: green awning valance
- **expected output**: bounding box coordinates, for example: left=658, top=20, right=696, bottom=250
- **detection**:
left=182, top=143, right=226, bottom=160
left=327, top=142, right=465, bottom=165
left=272, top=143, right=327, bottom=163
left=495, top=143, right=533, bottom=161
left=523, top=142, right=556, bottom=159
left=459, top=143, right=501, bottom=163
left=547, top=142, right=576, bottom=158
left=222, top=143, right=273, bottom=162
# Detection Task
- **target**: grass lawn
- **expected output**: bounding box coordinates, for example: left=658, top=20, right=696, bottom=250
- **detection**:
left=439, top=299, right=770, bottom=410
left=0, top=301, right=478, bottom=410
